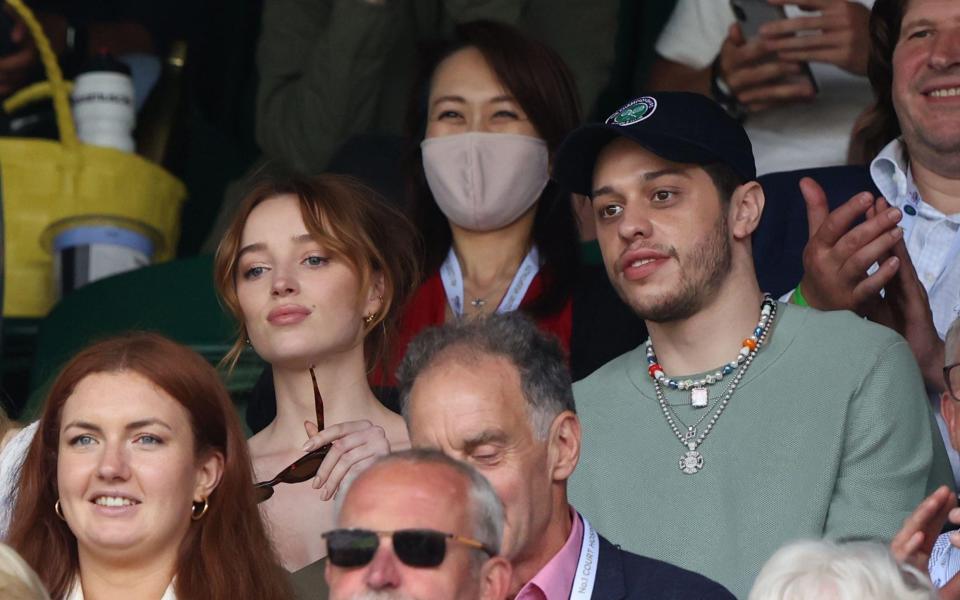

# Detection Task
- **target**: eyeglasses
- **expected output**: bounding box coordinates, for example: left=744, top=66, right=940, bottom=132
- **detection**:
left=946, top=363, right=960, bottom=402
left=253, top=367, right=332, bottom=503
left=322, top=528, right=496, bottom=568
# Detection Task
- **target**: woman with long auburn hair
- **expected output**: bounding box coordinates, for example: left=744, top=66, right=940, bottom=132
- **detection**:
left=213, top=173, right=419, bottom=571
left=7, top=333, right=291, bottom=600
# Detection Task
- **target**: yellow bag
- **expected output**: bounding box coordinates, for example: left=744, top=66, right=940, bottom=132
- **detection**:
left=0, top=0, right=186, bottom=317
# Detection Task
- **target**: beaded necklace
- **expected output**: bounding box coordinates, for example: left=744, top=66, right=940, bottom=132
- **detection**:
left=649, top=296, right=778, bottom=474
left=646, top=296, right=775, bottom=407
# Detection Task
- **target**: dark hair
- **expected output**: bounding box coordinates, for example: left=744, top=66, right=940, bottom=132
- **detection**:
left=702, top=162, right=744, bottom=204
left=214, top=173, right=421, bottom=373
left=8, top=333, right=291, bottom=600
left=404, top=20, right=582, bottom=318
left=852, top=0, right=908, bottom=162
left=397, top=312, right=575, bottom=439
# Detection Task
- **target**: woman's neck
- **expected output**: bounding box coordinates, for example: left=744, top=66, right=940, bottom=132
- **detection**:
left=449, top=211, right=535, bottom=287
left=265, top=351, right=385, bottom=448
left=77, top=548, right=175, bottom=600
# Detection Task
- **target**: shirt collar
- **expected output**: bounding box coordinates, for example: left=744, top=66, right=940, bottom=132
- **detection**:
left=67, top=578, right=177, bottom=599
left=870, top=138, right=911, bottom=209
left=515, top=507, right=584, bottom=600
left=870, top=139, right=960, bottom=223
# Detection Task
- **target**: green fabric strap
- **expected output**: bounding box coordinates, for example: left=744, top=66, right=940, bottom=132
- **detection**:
left=791, top=285, right=809, bottom=307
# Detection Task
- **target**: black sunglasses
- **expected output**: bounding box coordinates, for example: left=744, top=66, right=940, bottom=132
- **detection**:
left=322, top=528, right=496, bottom=568
left=253, top=367, right=332, bottom=503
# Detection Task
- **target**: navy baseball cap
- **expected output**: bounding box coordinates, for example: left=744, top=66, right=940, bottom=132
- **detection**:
left=553, top=92, right=756, bottom=196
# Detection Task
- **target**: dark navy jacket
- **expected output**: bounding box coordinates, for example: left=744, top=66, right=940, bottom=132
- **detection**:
left=592, top=534, right=735, bottom=599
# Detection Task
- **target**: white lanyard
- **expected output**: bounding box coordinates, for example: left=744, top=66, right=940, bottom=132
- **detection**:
left=439, top=246, right=540, bottom=317
left=569, top=514, right=599, bottom=600
left=897, top=174, right=960, bottom=299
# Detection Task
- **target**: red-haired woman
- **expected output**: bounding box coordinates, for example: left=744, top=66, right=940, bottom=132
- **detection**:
left=7, top=333, right=291, bottom=600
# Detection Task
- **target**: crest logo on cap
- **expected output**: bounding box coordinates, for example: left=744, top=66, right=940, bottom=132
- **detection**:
left=606, top=97, right=657, bottom=127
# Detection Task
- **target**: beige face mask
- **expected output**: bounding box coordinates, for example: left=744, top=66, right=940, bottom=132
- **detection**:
left=421, top=132, right=549, bottom=231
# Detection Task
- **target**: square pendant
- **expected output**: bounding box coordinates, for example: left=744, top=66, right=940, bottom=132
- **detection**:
left=691, top=387, right=708, bottom=408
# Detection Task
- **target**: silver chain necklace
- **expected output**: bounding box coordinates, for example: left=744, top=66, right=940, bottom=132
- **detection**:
left=653, top=299, right=778, bottom=474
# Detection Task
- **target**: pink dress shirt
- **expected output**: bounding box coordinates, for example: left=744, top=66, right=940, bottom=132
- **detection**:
left=514, top=508, right=584, bottom=600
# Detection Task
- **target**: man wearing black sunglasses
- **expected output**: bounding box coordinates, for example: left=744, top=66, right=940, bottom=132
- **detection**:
left=324, top=448, right=511, bottom=600
left=397, top=313, right=733, bottom=598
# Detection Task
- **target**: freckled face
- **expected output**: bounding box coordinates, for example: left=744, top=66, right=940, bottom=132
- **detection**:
left=235, top=195, right=380, bottom=369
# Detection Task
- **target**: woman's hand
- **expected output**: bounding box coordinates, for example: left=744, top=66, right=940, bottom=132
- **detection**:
left=301, top=420, right=390, bottom=501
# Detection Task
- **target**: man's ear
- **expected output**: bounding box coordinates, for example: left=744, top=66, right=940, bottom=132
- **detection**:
left=479, top=556, right=512, bottom=600
left=942, top=393, right=960, bottom=452
left=729, top=181, right=765, bottom=240
left=547, top=411, right=581, bottom=483
left=194, top=450, right=224, bottom=503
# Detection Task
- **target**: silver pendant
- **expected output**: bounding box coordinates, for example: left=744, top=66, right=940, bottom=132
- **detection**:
left=691, top=386, right=708, bottom=408
left=470, top=298, right=486, bottom=309
left=680, top=449, right=703, bottom=474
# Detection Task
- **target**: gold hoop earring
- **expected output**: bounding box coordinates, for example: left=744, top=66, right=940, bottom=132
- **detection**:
left=55, top=499, right=65, bottom=520
left=191, top=498, right=209, bottom=521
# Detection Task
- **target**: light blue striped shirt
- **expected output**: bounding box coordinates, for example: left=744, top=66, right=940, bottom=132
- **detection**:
left=930, top=531, right=960, bottom=588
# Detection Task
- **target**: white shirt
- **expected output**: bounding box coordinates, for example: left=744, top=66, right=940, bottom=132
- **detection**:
left=655, top=0, right=874, bottom=175
left=870, top=139, right=960, bottom=484
left=66, top=579, right=177, bottom=600
left=869, top=140, right=960, bottom=336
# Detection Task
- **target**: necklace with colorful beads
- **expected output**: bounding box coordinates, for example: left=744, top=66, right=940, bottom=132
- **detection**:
left=645, top=295, right=775, bottom=408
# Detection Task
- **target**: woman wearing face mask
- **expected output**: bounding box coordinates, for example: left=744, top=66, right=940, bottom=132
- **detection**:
left=388, top=20, right=645, bottom=382
left=213, top=174, right=419, bottom=573
left=7, top=333, right=291, bottom=600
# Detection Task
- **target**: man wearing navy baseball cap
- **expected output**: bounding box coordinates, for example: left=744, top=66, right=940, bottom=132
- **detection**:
left=555, top=92, right=952, bottom=598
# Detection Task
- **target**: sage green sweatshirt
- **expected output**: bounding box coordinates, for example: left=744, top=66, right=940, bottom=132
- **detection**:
left=570, top=303, right=953, bottom=599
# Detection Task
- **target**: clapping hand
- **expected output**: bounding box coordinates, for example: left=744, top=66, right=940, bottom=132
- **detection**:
left=891, top=486, right=960, bottom=598
left=796, top=177, right=903, bottom=312
left=862, top=198, right=946, bottom=392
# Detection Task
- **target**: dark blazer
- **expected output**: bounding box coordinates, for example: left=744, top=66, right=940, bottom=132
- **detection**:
left=593, top=534, right=734, bottom=600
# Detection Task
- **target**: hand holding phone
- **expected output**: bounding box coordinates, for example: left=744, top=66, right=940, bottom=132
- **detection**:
left=724, top=0, right=823, bottom=112
left=759, top=0, right=871, bottom=77
left=716, top=20, right=817, bottom=115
